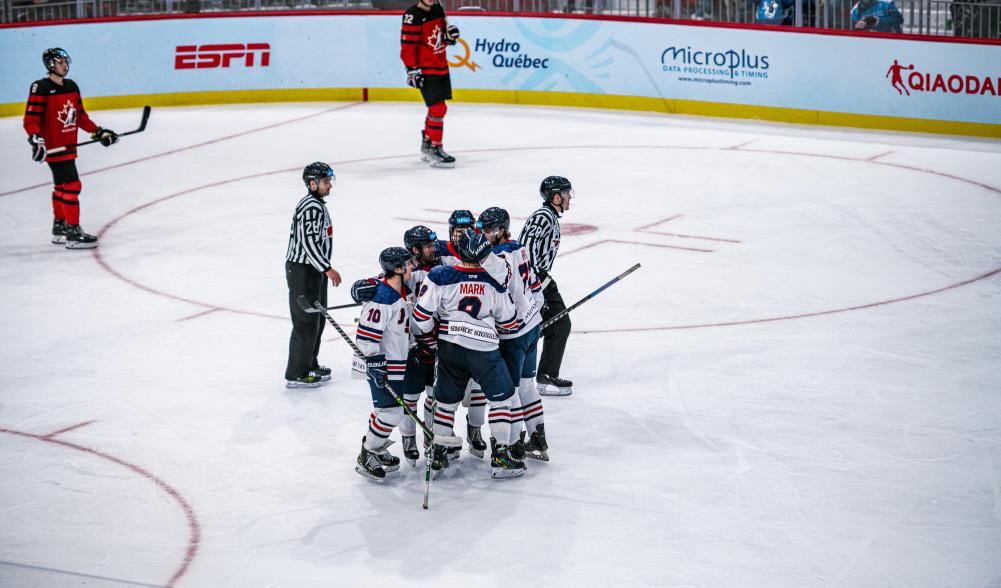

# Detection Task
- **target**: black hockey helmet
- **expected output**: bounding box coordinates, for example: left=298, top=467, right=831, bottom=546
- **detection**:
left=540, top=175, right=573, bottom=201
left=476, top=207, right=510, bottom=232
left=457, top=228, right=489, bottom=263
left=404, top=225, right=438, bottom=250
left=43, top=48, right=71, bottom=75
left=379, top=247, right=414, bottom=275
left=302, top=161, right=335, bottom=189
left=448, top=209, right=476, bottom=232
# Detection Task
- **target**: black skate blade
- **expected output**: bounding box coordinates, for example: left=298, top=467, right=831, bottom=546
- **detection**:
left=65, top=241, right=98, bottom=250
left=51, top=236, right=66, bottom=245
left=429, top=160, right=455, bottom=169
left=354, top=466, right=386, bottom=483
left=468, top=448, right=485, bottom=459
left=525, top=451, right=549, bottom=462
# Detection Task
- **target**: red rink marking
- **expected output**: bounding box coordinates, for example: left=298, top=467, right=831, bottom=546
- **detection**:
left=41, top=420, right=96, bottom=439
left=0, top=426, right=201, bottom=587
left=562, top=238, right=714, bottom=255
left=634, top=215, right=742, bottom=243
left=86, top=144, right=1001, bottom=332
left=0, top=102, right=363, bottom=199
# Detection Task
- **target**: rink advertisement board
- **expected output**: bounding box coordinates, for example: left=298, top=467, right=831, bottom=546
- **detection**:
left=1, top=13, right=999, bottom=135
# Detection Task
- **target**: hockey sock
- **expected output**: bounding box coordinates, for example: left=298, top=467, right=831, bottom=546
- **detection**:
left=51, top=190, right=65, bottom=221
left=488, top=399, right=513, bottom=446
left=507, top=387, right=524, bottom=445
left=399, top=393, right=421, bottom=437
left=432, top=402, right=459, bottom=436
left=467, top=389, right=487, bottom=428
left=425, top=101, right=447, bottom=145
left=365, top=406, right=403, bottom=451
left=57, top=180, right=82, bottom=226
left=520, top=377, right=545, bottom=433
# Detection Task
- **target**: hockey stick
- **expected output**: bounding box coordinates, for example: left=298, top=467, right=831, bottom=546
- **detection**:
left=48, top=106, right=151, bottom=154
left=301, top=301, right=362, bottom=314
left=296, top=295, right=461, bottom=449
left=539, top=263, right=641, bottom=331
left=423, top=383, right=438, bottom=510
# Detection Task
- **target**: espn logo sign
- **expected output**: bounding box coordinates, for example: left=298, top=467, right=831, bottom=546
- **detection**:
left=175, top=43, right=271, bottom=69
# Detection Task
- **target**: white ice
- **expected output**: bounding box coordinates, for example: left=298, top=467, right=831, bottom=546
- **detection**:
left=1, top=102, right=1000, bottom=587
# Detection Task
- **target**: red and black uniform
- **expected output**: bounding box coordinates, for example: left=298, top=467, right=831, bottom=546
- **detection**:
left=23, top=77, right=98, bottom=225
left=401, top=2, right=452, bottom=145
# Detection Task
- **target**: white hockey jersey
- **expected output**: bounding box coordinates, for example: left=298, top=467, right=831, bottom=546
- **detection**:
left=492, top=239, right=544, bottom=339
left=412, top=265, right=518, bottom=352
left=355, top=280, right=412, bottom=382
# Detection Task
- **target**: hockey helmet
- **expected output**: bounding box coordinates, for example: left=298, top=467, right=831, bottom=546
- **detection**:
left=43, top=48, right=71, bottom=74
left=448, top=209, right=476, bottom=232
left=404, top=225, right=438, bottom=250
left=476, top=207, right=510, bottom=232
left=302, top=161, right=335, bottom=189
left=379, top=247, right=414, bottom=275
left=540, top=175, right=573, bottom=202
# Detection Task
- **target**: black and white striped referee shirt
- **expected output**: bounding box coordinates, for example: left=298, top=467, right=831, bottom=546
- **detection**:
left=286, top=193, right=333, bottom=272
left=519, top=203, right=561, bottom=277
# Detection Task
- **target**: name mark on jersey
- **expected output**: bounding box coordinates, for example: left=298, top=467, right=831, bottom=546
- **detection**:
left=447, top=321, right=498, bottom=343
left=175, top=43, right=271, bottom=70
left=459, top=283, right=486, bottom=296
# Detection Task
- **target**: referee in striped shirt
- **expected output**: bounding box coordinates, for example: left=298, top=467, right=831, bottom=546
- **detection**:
left=519, top=175, right=574, bottom=396
left=284, top=162, right=343, bottom=388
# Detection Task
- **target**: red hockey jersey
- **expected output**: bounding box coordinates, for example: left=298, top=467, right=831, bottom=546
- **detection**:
left=23, top=77, right=98, bottom=163
left=400, top=3, right=450, bottom=76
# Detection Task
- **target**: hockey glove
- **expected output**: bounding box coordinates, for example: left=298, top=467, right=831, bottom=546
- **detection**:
left=406, top=67, right=424, bottom=89
left=351, top=278, right=379, bottom=303
left=862, top=15, right=879, bottom=28
left=366, top=354, right=388, bottom=388
left=91, top=127, right=119, bottom=147
left=444, top=24, right=460, bottom=46
left=416, top=342, right=436, bottom=367
left=28, top=134, right=46, bottom=163
left=459, top=228, right=491, bottom=263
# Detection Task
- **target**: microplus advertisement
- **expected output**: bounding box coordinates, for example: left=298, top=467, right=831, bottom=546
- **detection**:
left=1, top=14, right=998, bottom=125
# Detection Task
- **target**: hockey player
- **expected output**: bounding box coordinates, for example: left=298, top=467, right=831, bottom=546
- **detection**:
left=354, top=247, right=416, bottom=482
left=478, top=207, right=550, bottom=461
left=411, top=229, right=526, bottom=478
left=397, top=225, right=444, bottom=466
left=24, top=48, right=119, bottom=249
left=520, top=176, right=574, bottom=396
left=400, top=0, right=460, bottom=168
left=428, top=209, right=498, bottom=458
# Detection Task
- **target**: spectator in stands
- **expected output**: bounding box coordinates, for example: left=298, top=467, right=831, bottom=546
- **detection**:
left=851, top=0, right=903, bottom=32
left=754, top=0, right=795, bottom=24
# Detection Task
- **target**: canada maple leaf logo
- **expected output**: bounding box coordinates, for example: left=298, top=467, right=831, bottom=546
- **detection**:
left=56, top=100, right=77, bottom=128
left=427, top=24, right=444, bottom=52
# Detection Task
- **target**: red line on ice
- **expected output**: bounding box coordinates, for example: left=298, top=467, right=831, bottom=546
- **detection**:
left=0, top=102, right=362, bottom=198
left=41, top=420, right=96, bottom=438
left=0, top=426, right=201, bottom=587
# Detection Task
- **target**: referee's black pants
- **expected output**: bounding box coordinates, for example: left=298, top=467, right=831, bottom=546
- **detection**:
left=538, top=278, right=571, bottom=378
left=285, top=261, right=328, bottom=380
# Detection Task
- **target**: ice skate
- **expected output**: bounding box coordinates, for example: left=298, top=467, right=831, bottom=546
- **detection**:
left=285, top=374, right=323, bottom=388
left=427, top=144, right=455, bottom=169
left=430, top=444, right=450, bottom=479
left=51, top=219, right=67, bottom=245
left=490, top=439, right=526, bottom=479
left=310, top=364, right=332, bottom=382
left=420, top=131, right=433, bottom=162
left=510, top=430, right=526, bottom=461
left=355, top=439, right=387, bottom=482
left=374, top=446, right=401, bottom=473
left=467, top=424, right=487, bottom=459
left=537, top=373, right=572, bottom=396
left=524, top=424, right=549, bottom=462
left=64, top=224, right=98, bottom=249
left=402, top=435, right=419, bottom=467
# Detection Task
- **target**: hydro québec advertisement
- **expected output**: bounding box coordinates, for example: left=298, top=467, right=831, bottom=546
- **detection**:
left=1, top=14, right=998, bottom=125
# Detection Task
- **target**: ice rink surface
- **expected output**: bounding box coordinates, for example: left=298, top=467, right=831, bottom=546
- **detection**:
left=1, top=101, right=1000, bottom=587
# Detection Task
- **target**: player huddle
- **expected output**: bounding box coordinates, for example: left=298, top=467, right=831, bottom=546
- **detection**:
left=348, top=202, right=559, bottom=481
